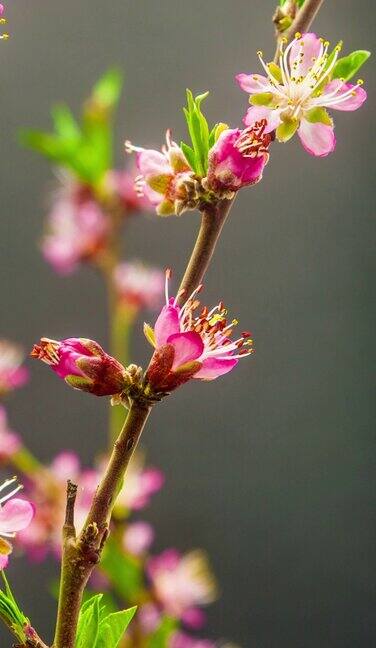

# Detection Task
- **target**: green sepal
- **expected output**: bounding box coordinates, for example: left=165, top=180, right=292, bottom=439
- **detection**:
left=143, top=323, right=156, bottom=347
left=148, top=173, right=170, bottom=194
left=249, top=92, right=274, bottom=107
left=332, top=50, right=370, bottom=82
left=304, top=107, right=333, bottom=126
left=156, top=198, right=175, bottom=217
left=174, top=360, right=202, bottom=375
left=276, top=116, right=299, bottom=142
left=64, top=375, right=93, bottom=391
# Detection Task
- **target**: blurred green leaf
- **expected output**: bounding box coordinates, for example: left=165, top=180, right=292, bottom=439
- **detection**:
left=101, top=537, right=143, bottom=600
left=0, top=573, right=29, bottom=643
left=332, top=50, right=370, bottom=82
left=149, top=616, right=178, bottom=648
left=96, top=607, right=137, bottom=648
left=91, top=68, right=123, bottom=110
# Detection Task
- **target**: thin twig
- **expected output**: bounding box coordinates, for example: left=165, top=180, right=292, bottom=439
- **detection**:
left=273, top=0, right=325, bottom=63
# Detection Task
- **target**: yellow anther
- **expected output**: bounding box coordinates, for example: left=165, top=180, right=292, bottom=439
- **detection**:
left=357, top=79, right=364, bottom=85
left=257, top=50, right=263, bottom=57
left=1, top=33, right=9, bottom=40
left=295, top=32, right=302, bottom=39
left=0, top=18, right=7, bottom=24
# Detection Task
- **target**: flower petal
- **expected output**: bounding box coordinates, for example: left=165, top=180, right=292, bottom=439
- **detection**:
left=0, top=554, right=9, bottom=569
left=0, top=498, right=35, bottom=534
left=320, top=80, right=367, bottom=111
left=194, top=357, right=238, bottom=381
left=298, top=119, right=336, bottom=157
left=154, top=305, right=181, bottom=347
left=136, top=150, right=171, bottom=179
left=243, top=106, right=281, bottom=132
left=289, top=33, right=322, bottom=77
left=236, top=73, right=271, bottom=93
left=167, top=332, right=204, bottom=370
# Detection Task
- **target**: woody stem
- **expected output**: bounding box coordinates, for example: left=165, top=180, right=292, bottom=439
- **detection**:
left=274, top=0, right=325, bottom=63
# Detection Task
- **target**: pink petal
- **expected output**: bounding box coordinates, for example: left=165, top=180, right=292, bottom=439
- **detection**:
left=154, top=304, right=181, bottom=347
left=51, top=452, right=80, bottom=481
left=320, top=80, right=367, bottom=111
left=0, top=498, right=35, bottom=534
left=194, top=357, right=238, bottom=381
left=298, top=119, right=336, bottom=157
left=136, top=150, right=171, bottom=179
left=0, top=554, right=9, bottom=569
left=236, top=73, right=271, bottom=93
left=243, top=106, right=281, bottom=132
left=289, top=33, right=322, bottom=76
left=167, top=332, right=204, bottom=370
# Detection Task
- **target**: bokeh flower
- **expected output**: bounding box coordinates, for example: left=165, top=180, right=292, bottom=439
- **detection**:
left=145, top=271, right=254, bottom=392
left=147, top=549, right=217, bottom=628
left=42, top=176, right=108, bottom=274
left=237, top=32, right=367, bottom=156
left=122, top=521, right=155, bottom=556
left=0, top=406, right=21, bottom=462
left=0, top=477, right=34, bottom=569
left=31, top=337, right=129, bottom=397
left=114, top=261, right=165, bottom=311
left=0, top=340, right=29, bottom=396
left=105, top=168, right=151, bottom=213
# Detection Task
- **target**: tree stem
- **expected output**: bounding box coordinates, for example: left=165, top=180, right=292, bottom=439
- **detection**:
left=53, top=401, right=152, bottom=648
left=274, top=0, right=325, bottom=63
left=177, top=198, right=234, bottom=304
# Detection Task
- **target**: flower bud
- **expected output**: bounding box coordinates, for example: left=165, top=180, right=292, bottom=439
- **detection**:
left=31, top=337, right=129, bottom=397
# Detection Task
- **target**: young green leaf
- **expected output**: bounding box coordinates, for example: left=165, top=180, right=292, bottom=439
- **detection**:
left=148, top=616, right=178, bottom=648
left=96, top=607, right=137, bottom=648
left=182, top=89, right=212, bottom=176
left=0, top=573, right=29, bottom=643
left=332, top=50, right=370, bottom=82
left=75, top=594, right=102, bottom=648
left=91, top=68, right=123, bottom=111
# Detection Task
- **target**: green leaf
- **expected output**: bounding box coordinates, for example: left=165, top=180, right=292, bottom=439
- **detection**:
left=92, top=68, right=123, bottom=110
left=148, top=616, right=178, bottom=648
left=75, top=594, right=102, bottom=648
left=97, top=607, right=137, bottom=648
left=101, top=538, right=143, bottom=600
left=0, top=573, right=29, bottom=642
left=182, top=89, right=213, bottom=176
left=332, top=50, right=370, bottom=82
left=51, top=105, right=81, bottom=140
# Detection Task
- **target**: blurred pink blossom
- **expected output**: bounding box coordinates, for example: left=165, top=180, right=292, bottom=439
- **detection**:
left=114, top=261, right=165, bottom=311
left=0, top=406, right=21, bottom=461
left=0, top=340, right=29, bottom=396
left=169, top=632, right=217, bottom=648
left=147, top=549, right=217, bottom=627
left=123, top=521, right=154, bottom=556
left=105, top=169, right=151, bottom=213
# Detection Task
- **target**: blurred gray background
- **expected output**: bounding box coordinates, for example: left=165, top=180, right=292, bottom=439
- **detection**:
left=0, top=1, right=375, bottom=646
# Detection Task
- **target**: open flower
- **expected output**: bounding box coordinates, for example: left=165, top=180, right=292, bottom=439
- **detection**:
left=205, top=121, right=271, bottom=196
left=0, top=406, right=21, bottom=462
left=145, top=270, right=254, bottom=392
left=147, top=549, right=217, bottom=627
left=237, top=32, right=367, bottom=156
left=0, top=340, right=28, bottom=396
left=31, top=337, right=129, bottom=396
left=126, top=131, right=198, bottom=216
left=105, top=168, right=152, bottom=213
left=114, top=261, right=165, bottom=311
left=0, top=477, right=34, bottom=569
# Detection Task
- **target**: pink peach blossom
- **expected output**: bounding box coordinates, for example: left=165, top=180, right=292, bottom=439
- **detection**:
left=31, top=337, right=128, bottom=397
left=123, top=521, right=154, bottom=556
left=0, top=477, right=34, bottom=569
left=145, top=271, right=254, bottom=392
left=206, top=121, right=270, bottom=195
left=237, top=33, right=367, bottom=156
left=126, top=130, right=196, bottom=216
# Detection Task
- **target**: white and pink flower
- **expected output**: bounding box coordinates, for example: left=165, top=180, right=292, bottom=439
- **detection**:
left=0, top=340, right=29, bottom=396
left=123, top=521, right=155, bottom=556
left=237, top=32, right=367, bottom=156
left=145, top=270, right=254, bottom=392
left=114, top=261, right=165, bottom=311
left=0, top=477, right=34, bottom=569
left=126, top=131, right=197, bottom=216
left=147, top=549, right=217, bottom=628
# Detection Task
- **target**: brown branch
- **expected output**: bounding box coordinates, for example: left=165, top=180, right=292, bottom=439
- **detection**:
left=178, top=198, right=234, bottom=304
left=53, top=401, right=152, bottom=648
left=274, top=0, right=325, bottom=63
